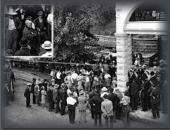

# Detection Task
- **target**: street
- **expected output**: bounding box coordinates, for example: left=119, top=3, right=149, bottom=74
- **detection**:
left=3, top=69, right=157, bottom=128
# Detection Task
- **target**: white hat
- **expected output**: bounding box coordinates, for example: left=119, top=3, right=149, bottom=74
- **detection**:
left=104, top=73, right=111, bottom=79
left=41, top=41, right=52, bottom=50
left=101, top=87, right=108, bottom=92
left=7, top=8, right=17, bottom=15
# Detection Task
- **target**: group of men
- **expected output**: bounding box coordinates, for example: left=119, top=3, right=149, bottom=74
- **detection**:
left=127, top=59, right=167, bottom=119
left=23, top=62, right=134, bottom=127
left=23, top=56, right=167, bottom=127
left=6, top=5, right=52, bottom=56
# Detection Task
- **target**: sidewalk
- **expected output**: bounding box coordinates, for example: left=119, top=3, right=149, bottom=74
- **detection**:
left=129, top=109, right=168, bottom=125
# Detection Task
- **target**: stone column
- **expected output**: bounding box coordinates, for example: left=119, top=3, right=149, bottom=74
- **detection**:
left=115, top=33, right=132, bottom=93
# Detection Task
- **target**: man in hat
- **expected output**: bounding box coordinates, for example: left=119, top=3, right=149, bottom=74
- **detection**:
left=120, top=93, right=130, bottom=126
left=7, top=7, right=22, bottom=55
left=101, top=94, right=114, bottom=128
left=34, top=10, right=47, bottom=46
left=114, top=88, right=123, bottom=119
left=31, top=78, right=36, bottom=104
left=15, top=6, right=27, bottom=51
left=67, top=91, right=77, bottom=124
left=59, top=83, right=68, bottom=115
left=149, top=82, right=160, bottom=119
left=24, top=83, right=31, bottom=108
left=22, top=18, right=38, bottom=55
left=77, top=90, right=88, bottom=123
left=14, top=38, right=31, bottom=56
left=53, top=84, right=60, bottom=113
left=47, top=84, right=54, bottom=112
left=101, top=87, right=109, bottom=98
left=89, top=92, right=103, bottom=127
left=107, top=88, right=120, bottom=122
left=88, top=87, right=97, bottom=119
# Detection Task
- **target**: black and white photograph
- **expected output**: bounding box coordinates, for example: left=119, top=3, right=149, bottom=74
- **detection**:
left=5, top=4, right=53, bottom=57
left=1, top=0, right=169, bottom=129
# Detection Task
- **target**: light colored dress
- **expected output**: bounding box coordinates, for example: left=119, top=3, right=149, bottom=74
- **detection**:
left=41, top=90, right=47, bottom=105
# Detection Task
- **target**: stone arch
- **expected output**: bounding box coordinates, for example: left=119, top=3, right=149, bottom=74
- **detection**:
left=123, top=2, right=143, bottom=26
left=115, top=1, right=167, bottom=93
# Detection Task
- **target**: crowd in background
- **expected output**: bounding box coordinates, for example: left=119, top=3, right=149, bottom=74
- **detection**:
left=6, top=5, right=52, bottom=56
left=130, top=9, right=167, bottom=21
left=128, top=53, right=167, bottom=119
left=3, top=51, right=166, bottom=127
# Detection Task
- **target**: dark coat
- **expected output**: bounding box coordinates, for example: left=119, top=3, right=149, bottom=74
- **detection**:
left=107, top=93, right=120, bottom=111
left=22, top=27, right=37, bottom=49
left=13, top=16, right=22, bottom=31
left=59, top=87, right=68, bottom=103
left=89, top=95, right=103, bottom=113
left=129, top=81, right=140, bottom=97
left=47, top=89, right=53, bottom=102
left=24, top=87, right=30, bottom=99
left=108, top=66, right=116, bottom=77
left=89, top=91, right=97, bottom=99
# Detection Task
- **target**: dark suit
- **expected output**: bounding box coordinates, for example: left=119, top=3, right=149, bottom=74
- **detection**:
left=150, top=87, right=160, bottom=119
left=22, top=27, right=38, bottom=55
left=47, top=88, right=54, bottom=111
left=89, top=95, right=103, bottom=126
left=24, top=87, right=31, bottom=107
left=59, top=87, right=68, bottom=115
left=107, top=93, right=120, bottom=120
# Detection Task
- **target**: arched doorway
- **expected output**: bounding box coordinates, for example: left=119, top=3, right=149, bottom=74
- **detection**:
left=115, top=1, right=168, bottom=92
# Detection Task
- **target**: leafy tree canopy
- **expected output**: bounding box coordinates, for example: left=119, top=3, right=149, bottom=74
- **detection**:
left=54, top=4, right=115, bottom=63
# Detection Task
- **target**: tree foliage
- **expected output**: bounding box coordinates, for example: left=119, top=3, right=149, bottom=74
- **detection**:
left=53, top=4, right=115, bottom=63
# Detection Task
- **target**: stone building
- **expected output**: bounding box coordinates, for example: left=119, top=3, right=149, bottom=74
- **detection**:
left=115, top=1, right=168, bottom=92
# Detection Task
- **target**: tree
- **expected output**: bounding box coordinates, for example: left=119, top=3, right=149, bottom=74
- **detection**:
left=54, top=5, right=99, bottom=63
left=53, top=4, right=116, bottom=63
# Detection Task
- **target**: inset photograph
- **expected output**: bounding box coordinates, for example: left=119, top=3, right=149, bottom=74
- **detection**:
left=5, top=5, right=53, bottom=57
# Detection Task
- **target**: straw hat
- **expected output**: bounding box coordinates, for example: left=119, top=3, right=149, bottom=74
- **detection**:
left=41, top=41, right=52, bottom=50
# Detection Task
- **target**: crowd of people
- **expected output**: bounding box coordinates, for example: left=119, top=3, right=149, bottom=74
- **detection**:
left=23, top=60, right=132, bottom=127
left=6, top=5, right=52, bottom=56
left=130, top=9, right=167, bottom=21
left=22, top=52, right=167, bottom=127
left=128, top=53, right=167, bottom=119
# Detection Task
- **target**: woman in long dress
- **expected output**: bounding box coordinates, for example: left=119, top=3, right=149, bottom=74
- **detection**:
left=41, top=86, right=47, bottom=107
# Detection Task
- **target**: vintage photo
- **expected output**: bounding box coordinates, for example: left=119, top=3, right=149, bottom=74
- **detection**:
left=5, top=5, right=53, bottom=57
left=2, top=0, right=169, bottom=129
